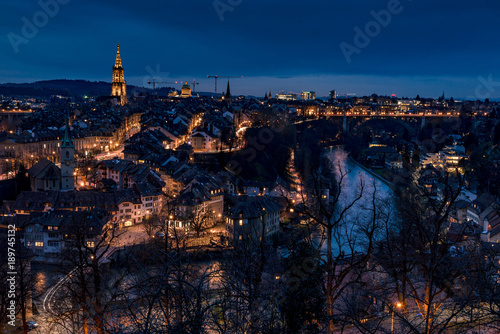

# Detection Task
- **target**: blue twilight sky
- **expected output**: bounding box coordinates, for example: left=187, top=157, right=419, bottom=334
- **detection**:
left=0, top=0, right=499, bottom=99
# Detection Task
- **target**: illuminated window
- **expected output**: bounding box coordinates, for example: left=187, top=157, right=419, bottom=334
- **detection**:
left=87, top=241, right=95, bottom=248
left=239, top=220, right=243, bottom=226
left=35, top=242, right=43, bottom=247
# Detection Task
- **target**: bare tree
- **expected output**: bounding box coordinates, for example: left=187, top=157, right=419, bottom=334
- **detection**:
left=373, top=171, right=480, bottom=334
left=293, top=157, right=384, bottom=333
left=48, top=209, right=124, bottom=334
left=117, top=233, right=219, bottom=333
left=142, top=200, right=177, bottom=253
left=187, top=206, right=214, bottom=238
left=211, top=206, right=285, bottom=334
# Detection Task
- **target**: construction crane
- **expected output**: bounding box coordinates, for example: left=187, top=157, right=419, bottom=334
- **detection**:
left=207, top=75, right=243, bottom=98
left=190, top=80, right=199, bottom=93
left=147, top=78, right=178, bottom=92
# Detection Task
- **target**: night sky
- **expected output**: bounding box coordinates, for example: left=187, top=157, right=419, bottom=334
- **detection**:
left=1, top=0, right=499, bottom=99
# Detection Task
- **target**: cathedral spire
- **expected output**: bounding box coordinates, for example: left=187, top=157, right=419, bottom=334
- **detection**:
left=226, top=80, right=231, bottom=99
left=111, top=43, right=127, bottom=105
left=114, top=43, right=123, bottom=68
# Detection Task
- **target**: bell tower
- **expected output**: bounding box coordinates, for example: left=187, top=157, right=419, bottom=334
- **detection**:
left=111, top=44, right=127, bottom=105
left=60, top=118, right=75, bottom=191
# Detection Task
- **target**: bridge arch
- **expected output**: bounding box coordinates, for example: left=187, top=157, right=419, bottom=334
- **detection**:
left=348, top=117, right=416, bottom=139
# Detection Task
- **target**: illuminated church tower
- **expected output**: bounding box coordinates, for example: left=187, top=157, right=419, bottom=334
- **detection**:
left=60, top=118, right=75, bottom=191
left=111, top=44, right=127, bottom=105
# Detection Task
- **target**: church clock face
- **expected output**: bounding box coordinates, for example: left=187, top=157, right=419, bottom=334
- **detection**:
left=65, top=160, right=71, bottom=166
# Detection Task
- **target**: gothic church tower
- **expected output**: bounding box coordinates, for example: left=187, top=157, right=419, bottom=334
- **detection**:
left=111, top=44, right=127, bottom=105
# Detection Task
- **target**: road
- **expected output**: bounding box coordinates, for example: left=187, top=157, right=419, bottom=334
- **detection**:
left=94, top=146, right=124, bottom=161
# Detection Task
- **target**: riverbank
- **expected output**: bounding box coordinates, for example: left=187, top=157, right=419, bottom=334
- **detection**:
left=326, top=145, right=395, bottom=191
left=347, top=155, right=394, bottom=188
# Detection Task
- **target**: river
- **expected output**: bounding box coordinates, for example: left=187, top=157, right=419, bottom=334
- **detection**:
left=326, top=146, right=393, bottom=202
left=319, top=146, right=395, bottom=255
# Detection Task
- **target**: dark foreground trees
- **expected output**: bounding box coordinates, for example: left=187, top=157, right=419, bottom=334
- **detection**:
left=279, top=241, right=325, bottom=333
left=48, top=209, right=124, bottom=334
left=291, top=150, right=392, bottom=333
left=36, top=170, right=500, bottom=333
left=371, top=172, right=500, bottom=334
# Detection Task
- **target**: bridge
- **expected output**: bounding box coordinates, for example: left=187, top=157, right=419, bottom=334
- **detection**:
left=324, top=111, right=460, bottom=133
left=0, top=109, right=34, bottom=131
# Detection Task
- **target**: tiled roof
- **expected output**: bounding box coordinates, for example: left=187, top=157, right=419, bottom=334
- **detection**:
left=13, top=191, right=59, bottom=211
left=27, top=159, right=53, bottom=178
left=226, top=198, right=282, bottom=219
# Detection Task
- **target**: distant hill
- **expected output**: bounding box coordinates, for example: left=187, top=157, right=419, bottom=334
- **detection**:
left=0, top=79, right=153, bottom=98
left=0, top=79, right=220, bottom=99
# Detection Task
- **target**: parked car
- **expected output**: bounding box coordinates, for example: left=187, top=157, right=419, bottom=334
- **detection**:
left=18, top=321, right=38, bottom=331
left=154, top=232, right=165, bottom=238
left=26, top=321, right=39, bottom=330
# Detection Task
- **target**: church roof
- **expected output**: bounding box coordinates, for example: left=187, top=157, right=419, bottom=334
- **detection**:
left=43, top=164, right=62, bottom=180
left=226, top=198, right=281, bottom=219
left=28, top=159, right=53, bottom=178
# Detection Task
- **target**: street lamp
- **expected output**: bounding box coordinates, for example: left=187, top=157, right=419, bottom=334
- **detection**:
left=391, top=302, right=402, bottom=334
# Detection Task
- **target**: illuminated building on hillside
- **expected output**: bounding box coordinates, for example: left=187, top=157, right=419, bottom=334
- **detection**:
left=181, top=82, right=192, bottom=98
left=301, top=91, right=316, bottom=100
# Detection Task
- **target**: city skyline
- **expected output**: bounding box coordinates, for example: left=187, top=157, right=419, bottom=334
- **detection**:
left=1, top=0, right=500, bottom=99
left=2, top=1, right=500, bottom=333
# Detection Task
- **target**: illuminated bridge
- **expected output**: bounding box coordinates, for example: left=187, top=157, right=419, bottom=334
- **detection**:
left=0, top=109, right=34, bottom=130
left=324, top=111, right=461, bottom=133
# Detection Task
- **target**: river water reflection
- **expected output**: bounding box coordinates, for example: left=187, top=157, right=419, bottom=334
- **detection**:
left=319, top=146, right=395, bottom=255
left=326, top=146, right=393, bottom=202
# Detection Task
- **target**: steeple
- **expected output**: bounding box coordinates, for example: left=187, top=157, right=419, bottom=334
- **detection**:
left=226, top=80, right=231, bottom=100
left=111, top=43, right=127, bottom=105
left=264, top=91, right=268, bottom=100
left=268, top=89, right=272, bottom=99
left=61, top=117, right=74, bottom=148
left=114, top=44, right=123, bottom=69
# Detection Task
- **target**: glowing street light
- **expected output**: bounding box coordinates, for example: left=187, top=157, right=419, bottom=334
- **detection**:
left=391, top=302, right=402, bottom=334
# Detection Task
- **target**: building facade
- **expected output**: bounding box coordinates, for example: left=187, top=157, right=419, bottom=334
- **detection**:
left=181, top=82, right=192, bottom=98
left=60, top=121, right=75, bottom=191
left=225, top=198, right=282, bottom=243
